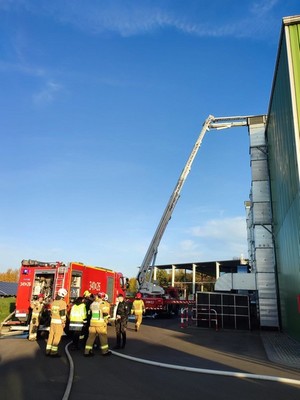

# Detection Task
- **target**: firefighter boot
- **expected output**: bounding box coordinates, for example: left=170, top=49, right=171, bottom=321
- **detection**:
left=114, top=334, right=121, bottom=349
left=121, top=333, right=126, bottom=349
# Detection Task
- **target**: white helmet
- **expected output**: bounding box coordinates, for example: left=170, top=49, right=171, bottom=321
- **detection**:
left=104, top=293, right=108, bottom=301
left=58, top=288, right=68, bottom=298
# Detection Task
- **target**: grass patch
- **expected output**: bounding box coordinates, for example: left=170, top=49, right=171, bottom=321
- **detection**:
left=0, top=297, right=16, bottom=323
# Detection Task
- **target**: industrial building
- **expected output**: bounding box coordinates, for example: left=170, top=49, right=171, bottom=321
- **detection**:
left=262, top=15, right=300, bottom=341
left=153, top=15, right=300, bottom=341
left=216, top=15, right=300, bottom=340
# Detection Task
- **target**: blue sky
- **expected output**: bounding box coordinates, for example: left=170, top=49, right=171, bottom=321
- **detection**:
left=0, top=0, right=299, bottom=278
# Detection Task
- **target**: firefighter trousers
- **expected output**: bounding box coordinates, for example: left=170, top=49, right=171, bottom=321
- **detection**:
left=115, top=318, right=127, bottom=348
left=46, top=323, right=64, bottom=355
left=28, top=313, right=40, bottom=341
left=85, top=325, right=109, bottom=355
left=134, top=312, right=143, bottom=331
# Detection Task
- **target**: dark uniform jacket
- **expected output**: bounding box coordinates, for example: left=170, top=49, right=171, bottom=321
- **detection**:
left=116, top=301, right=129, bottom=320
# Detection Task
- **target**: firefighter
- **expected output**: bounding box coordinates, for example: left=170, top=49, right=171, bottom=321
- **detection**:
left=100, top=292, right=111, bottom=321
left=69, top=296, right=87, bottom=350
left=83, top=290, right=92, bottom=300
left=84, top=293, right=111, bottom=357
left=46, top=288, right=68, bottom=357
left=131, top=292, right=145, bottom=332
left=28, top=293, right=45, bottom=341
left=95, top=292, right=111, bottom=347
left=82, top=290, right=93, bottom=343
left=114, top=293, right=129, bottom=349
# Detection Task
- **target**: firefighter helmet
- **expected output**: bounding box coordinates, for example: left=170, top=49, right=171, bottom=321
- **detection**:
left=58, top=288, right=68, bottom=298
left=99, top=292, right=108, bottom=300
left=83, top=290, right=91, bottom=297
left=38, top=293, right=45, bottom=299
left=136, top=292, right=142, bottom=299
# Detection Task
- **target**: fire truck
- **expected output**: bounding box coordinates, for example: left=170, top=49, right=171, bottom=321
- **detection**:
left=136, top=115, right=250, bottom=314
left=9, top=259, right=126, bottom=330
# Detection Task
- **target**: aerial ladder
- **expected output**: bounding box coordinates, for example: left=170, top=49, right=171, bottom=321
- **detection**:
left=136, top=114, right=251, bottom=296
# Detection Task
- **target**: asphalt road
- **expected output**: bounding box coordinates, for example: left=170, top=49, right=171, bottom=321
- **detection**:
left=1, top=317, right=300, bottom=400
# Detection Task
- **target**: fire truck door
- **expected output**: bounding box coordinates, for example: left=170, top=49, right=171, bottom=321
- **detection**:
left=106, top=276, right=114, bottom=303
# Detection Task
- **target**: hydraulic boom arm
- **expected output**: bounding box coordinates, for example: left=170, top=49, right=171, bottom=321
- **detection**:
left=137, top=115, right=251, bottom=295
left=137, top=115, right=214, bottom=294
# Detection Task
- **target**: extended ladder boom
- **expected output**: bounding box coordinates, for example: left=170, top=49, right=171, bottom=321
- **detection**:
left=137, top=115, right=215, bottom=293
left=137, top=115, right=251, bottom=295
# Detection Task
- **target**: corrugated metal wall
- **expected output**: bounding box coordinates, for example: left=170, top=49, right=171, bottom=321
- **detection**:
left=266, top=18, right=300, bottom=340
left=247, top=117, right=279, bottom=328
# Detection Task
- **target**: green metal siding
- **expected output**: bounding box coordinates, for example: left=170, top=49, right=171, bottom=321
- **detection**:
left=266, top=22, right=300, bottom=341
left=289, top=23, right=300, bottom=128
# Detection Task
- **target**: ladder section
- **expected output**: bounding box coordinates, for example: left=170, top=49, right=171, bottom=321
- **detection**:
left=54, top=265, right=68, bottom=298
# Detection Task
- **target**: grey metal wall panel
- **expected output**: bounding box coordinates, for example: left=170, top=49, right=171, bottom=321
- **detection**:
left=249, top=126, right=266, bottom=147
left=255, top=248, right=275, bottom=272
left=252, top=181, right=270, bottom=202
left=250, top=147, right=267, bottom=161
left=259, top=298, right=279, bottom=327
left=252, top=202, right=272, bottom=224
left=251, top=159, right=269, bottom=181
left=254, top=225, right=273, bottom=248
left=256, top=272, right=277, bottom=298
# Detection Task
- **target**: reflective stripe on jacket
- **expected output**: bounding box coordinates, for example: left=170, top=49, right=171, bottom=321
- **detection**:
left=69, top=322, right=84, bottom=330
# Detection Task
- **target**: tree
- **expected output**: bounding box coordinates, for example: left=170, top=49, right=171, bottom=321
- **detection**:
left=127, top=270, right=170, bottom=295
left=0, top=268, right=19, bottom=282
left=126, top=277, right=138, bottom=296
left=156, top=269, right=169, bottom=287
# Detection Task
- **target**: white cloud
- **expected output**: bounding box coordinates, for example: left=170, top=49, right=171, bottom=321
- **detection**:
left=154, top=216, right=248, bottom=264
left=0, top=60, right=61, bottom=106
left=179, top=239, right=199, bottom=252
left=189, top=216, right=247, bottom=240
left=251, top=0, right=279, bottom=18
left=0, top=60, right=45, bottom=77
left=33, top=80, right=63, bottom=105
left=186, top=216, right=248, bottom=260
left=51, top=2, right=279, bottom=39
left=0, top=0, right=281, bottom=39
